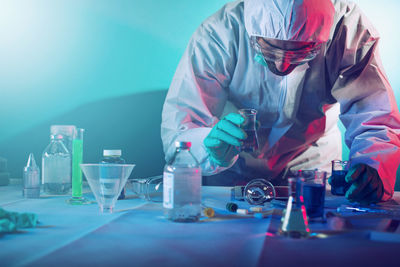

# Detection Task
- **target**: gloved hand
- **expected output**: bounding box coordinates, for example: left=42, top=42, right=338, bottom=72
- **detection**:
left=345, top=164, right=384, bottom=204
left=204, top=113, right=247, bottom=167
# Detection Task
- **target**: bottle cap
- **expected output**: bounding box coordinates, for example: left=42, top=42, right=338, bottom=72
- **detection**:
left=175, top=141, right=191, bottom=149
left=103, top=150, right=122, bottom=157
left=50, top=125, right=77, bottom=138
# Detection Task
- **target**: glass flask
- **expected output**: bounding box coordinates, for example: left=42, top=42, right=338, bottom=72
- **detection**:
left=244, top=179, right=276, bottom=205
left=42, top=134, right=71, bottom=195
left=128, top=175, right=163, bottom=202
left=163, top=141, right=202, bottom=222
left=238, top=108, right=259, bottom=152
left=279, top=177, right=310, bottom=238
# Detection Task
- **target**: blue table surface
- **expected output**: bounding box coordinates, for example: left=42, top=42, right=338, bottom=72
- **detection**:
left=1, top=183, right=400, bottom=267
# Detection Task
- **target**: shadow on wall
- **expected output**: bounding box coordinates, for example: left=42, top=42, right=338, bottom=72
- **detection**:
left=0, top=90, right=168, bottom=180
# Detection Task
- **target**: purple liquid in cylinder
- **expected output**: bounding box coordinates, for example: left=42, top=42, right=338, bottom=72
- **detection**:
left=303, top=183, right=325, bottom=218
left=242, top=130, right=258, bottom=152
left=331, top=170, right=350, bottom=196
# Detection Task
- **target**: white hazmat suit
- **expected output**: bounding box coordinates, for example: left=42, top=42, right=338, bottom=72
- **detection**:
left=161, top=0, right=400, bottom=201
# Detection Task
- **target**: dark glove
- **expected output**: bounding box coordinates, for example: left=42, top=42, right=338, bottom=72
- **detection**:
left=204, top=113, right=246, bottom=167
left=345, top=164, right=384, bottom=204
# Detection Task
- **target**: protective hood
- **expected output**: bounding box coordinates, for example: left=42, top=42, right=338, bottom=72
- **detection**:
left=244, top=0, right=335, bottom=43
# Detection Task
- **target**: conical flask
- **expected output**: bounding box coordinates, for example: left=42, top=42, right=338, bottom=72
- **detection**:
left=279, top=177, right=310, bottom=238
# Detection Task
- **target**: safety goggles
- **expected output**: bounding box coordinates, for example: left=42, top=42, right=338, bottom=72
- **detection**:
left=250, top=36, right=322, bottom=64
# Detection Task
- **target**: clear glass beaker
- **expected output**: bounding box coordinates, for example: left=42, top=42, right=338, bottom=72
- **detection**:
left=297, top=169, right=327, bottom=221
left=238, top=109, right=259, bottom=153
left=331, top=160, right=350, bottom=196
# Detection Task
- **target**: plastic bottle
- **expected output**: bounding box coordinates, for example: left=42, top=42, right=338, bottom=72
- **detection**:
left=163, top=141, right=202, bottom=222
left=42, top=134, right=71, bottom=195
left=100, top=149, right=126, bottom=199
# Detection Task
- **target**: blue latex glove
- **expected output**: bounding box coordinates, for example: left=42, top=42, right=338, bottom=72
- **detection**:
left=204, top=113, right=247, bottom=167
left=345, top=164, right=384, bottom=204
left=0, top=208, right=38, bottom=233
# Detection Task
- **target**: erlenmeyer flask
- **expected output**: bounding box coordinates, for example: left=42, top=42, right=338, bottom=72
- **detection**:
left=279, top=177, right=310, bottom=238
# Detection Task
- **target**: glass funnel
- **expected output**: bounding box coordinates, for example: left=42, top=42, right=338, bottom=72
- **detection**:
left=80, top=163, right=135, bottom=213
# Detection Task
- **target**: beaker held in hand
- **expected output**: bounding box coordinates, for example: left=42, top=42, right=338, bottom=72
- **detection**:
left=238, top=109, right=259, bottom=153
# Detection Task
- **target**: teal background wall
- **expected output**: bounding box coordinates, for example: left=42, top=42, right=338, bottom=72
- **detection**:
left=0, top=0, right=229, bottom=142
left=0, top=0, right=399, bottom=178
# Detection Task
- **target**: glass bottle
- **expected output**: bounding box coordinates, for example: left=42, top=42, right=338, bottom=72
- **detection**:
left=163, top=141, right=202, bottom=222
left=279, top=177, right=310, bottom=238
left=42, top=134, right=71, bottom=195
left=100, top=149, right=126, bottom=199
left=50, top=125, right=77, bottom=157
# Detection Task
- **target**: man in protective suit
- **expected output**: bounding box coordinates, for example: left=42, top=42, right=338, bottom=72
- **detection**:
left=161, top=0, right=400, bottom=204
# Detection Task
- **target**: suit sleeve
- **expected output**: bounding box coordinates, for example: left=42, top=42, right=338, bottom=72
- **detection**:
left=328, top=4, right=400, bottom=201
left=161, top=18, right=238, bottom=175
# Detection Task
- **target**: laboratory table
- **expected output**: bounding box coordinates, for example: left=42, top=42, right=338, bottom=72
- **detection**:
left=1, top=182, right=400, bottom=267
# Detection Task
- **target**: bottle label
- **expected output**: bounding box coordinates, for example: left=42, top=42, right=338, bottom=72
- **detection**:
left=163, top=172, right=174, bottom=209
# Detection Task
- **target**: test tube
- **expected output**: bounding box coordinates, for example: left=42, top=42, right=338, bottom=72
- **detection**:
left=67, top=128, right=89, bottom=205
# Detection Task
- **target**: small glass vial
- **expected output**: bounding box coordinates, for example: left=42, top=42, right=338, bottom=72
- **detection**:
left=163, top=141, right=202, bottom=222
left=100, top=149, right=126, bottom=199
left=23, top=153, right=40, bottom=198
left=42, top=134, right=71, bottom=195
